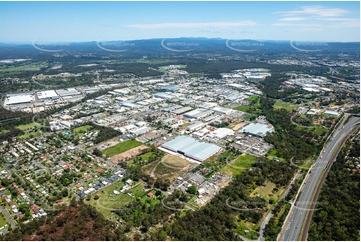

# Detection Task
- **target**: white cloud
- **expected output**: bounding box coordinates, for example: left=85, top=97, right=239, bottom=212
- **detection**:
left=272, top=23, right=322, bottom=27
left=123, top=21, right=257, bottom=29
left=275, top=6, right=350, bottom=18
left=321, top=18, right=358, bottom=21
left=279, top=17, right=307, bottom=21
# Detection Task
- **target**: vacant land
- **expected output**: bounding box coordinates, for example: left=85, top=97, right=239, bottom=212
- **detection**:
left=102, top=140, right=142, bottom=157
left=231, top=122, right=247, bottom=131
left=87, top=180, right=145, bottom=217
left=0, top=216, right=7, bottom=228
left=220, top=154, right=257, bottom=177
left=273, top=101, right=299, bottom=112
left=0, top=62, right=47, bottom=73
left=162, top=154, right=191, bottom=168
left=250, top=181, right=281, bottom=201
left=73, top=125, right=93, bottom=138
left=313, top=126, right=328, bottom=136
left=143, top=154, right=190, bottom=181
left=236, top=220, right=260, bottom=240
left=247, top=95, right=259, bottom=101
left=234, top=105, right=251, bottom=112
left=17, top=122, right=41, bottom=131
left=109, top=145, right=149, bottom=163
left=18, top=131, right=42, bottom=139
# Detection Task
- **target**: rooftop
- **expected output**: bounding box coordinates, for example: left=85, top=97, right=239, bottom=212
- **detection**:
left=242, top=123, right=274, bottom=137
left=161, top=135, right=221, bottom=162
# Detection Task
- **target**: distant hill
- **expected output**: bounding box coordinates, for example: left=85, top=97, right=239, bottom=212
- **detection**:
left=0, top=38, right=359, bottom=59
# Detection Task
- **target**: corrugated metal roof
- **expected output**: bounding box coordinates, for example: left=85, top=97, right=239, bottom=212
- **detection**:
left=243, top=123, right=273, bottom=137
left=161, top=135, right=221, bottom=161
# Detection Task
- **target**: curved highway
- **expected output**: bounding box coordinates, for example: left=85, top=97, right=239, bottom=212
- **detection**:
left=280, top=115, right=359, bottom=241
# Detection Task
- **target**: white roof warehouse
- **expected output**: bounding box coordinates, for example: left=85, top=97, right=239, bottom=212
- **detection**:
left=242, top=123, right=274, bottom=138
left=161, top=135, right=222, bottom=162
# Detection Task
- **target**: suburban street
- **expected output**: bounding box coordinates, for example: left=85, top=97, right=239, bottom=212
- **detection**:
left=280, top=115, right=360, bottom=241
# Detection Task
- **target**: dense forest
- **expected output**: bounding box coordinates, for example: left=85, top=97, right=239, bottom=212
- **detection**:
left=308, top=138, right=360, bottom=241
left=146, top=158, right=297, bottom=240
left=259, top=97, right=320, bottom=160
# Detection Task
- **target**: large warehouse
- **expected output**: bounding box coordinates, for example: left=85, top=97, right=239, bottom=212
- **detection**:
left=36, top=90, right=59, bottom=100
left=183, top=108, right=214, bottom=120
left=161, top=135, right=222, bottom=162
left=242, top=123, right=274, bottom=138
left=6, top=94, right=33, bottom=105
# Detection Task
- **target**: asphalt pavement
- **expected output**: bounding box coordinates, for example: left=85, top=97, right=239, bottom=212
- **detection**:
left=280, top=116, right=359, bottom=241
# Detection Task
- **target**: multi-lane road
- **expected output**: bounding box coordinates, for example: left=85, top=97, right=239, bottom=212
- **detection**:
left=280, top=115, right=359, bottom=241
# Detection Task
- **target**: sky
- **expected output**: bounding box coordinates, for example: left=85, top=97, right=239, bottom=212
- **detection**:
left=0, top=1, right=359, bottom=43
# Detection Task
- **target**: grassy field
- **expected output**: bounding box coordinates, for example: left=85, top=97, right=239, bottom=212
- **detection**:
left=273, top=101, right=299, bottom=112
left=313, top=126, right=328, bottom=136
left=102, top=140, right=142, bottom=157
left=220, top=154, right=257, bottom=177
left=162, top=154, right=191, bottom=168
left=0, top=62, right=47, bottom=72
left=247, top=96, right=259, bottom=101
left=250, top=181, right=283, bottom=201
left=87, top=180, right=145, bottom=217
left=179, top=122, right=190, bottom=128
left=142, top=154, right=190, bottom=181
left=267, top=149, right=277, bottom=158
left=236, top=220, right=260, bottom=240
left=0, top=216, right=7, bottom=228
left=234, top=105, right=251, bottom=112
left=128, top=152, right=154, bottom=167
left=17, top=122, right=41, bottom=131
left=295, top=125, right=328, bottom=136
left=18, top=131, right=42, bottom=139
left=243, top=114, right=257, bottom=121
left=73, top=125, right=93, bottom=138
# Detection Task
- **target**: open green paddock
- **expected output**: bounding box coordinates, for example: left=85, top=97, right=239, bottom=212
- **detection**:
left=102, top=139, right=143, bottom=157
left=273, top=101, right=299, bottom=112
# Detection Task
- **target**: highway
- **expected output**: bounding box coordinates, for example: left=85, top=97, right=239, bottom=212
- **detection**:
left=280, top=115, right=359, bottom=241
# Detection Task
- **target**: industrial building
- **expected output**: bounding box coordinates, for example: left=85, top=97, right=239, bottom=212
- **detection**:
left=154, top=92, right=174, bottom=99
left=202, top=114, right=220, bottom=123
left=5, top=94, right=33, bottom=105
left=242, top=123, right=274, bottom=138
left=114, top=88, right=131, bottom=95
left=161, top=86, right=179, bottom=92
left=226, top=94, right=244, bottom=102
left=209, top=128, right=234, bottom=139
left=83, top=87, right=100, bottom=94
left=161, top=135, right=222, bottom=162
left=172, top=106, right=193, bottom=115
left=324, top=110, right=340, bottom=116
left=184, top=108, right=214, bottom=120
left=186, top=121, right=204, bottom=132
left=130, top=126, right=151, bottom=136
left=121, top=102, right=139, bottom=109
left=55, top=88, right=81, bottom=97
left=36, top=90, right=59, bottom=100
left=213, top=106, right=234, bottom=115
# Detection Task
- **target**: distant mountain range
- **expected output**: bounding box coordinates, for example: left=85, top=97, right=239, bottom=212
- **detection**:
left=0, top=38, right=359, bottom=58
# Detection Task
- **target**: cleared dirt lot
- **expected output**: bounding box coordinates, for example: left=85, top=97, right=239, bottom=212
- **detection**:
left=109, top=145, right=149, bottom=164
left=143, top=154, right=191, bottom=181
left=232, top=122, right=247, bottom=131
